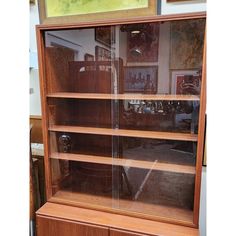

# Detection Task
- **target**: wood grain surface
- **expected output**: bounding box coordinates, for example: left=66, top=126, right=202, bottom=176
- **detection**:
left=37, top=203, right=199, bottom=235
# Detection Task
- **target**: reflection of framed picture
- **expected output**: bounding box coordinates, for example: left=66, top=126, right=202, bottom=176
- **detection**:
left=171, top=70, right=201, bottom=95
left=95, top=46, right=111, bottom=71
left=95, top=26, right=115, bottom=47
left=127, top=23, right=159, bottom=62
left=95, top=46, right=111, bottom=61
left=124, top=66, right=157, bottom=93
left=38, top=0, right=157, bottom=24
left=84, top=53, right=94, bottom=71
left=170, top=19, right=205, bottom=69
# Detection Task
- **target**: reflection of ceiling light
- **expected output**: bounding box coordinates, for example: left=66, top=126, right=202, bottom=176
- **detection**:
left=131, top=30, right=140, bottom=34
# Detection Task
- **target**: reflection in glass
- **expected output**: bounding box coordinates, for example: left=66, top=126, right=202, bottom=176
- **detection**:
left=43, top=18, right=205, bottom=222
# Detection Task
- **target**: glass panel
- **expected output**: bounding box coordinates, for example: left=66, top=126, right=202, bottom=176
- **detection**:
left=43, top=19, right=205, bottom=96
left=50, top=131, right=113, bottom=209
left=112, top=166, right=194, bottom=221
left=50, top=159, right=113, bottom=209
left=44, top=26, right=117, bottom=94
left=50, top=158, right=194, bottom=221
left=48, top=98, right=112, bottom=128
left=49, top=132, right=112, bottom=157
left=120, top=137, right=197, bottom=166
left=48, top=98, right=199, bottom=133
left=119, top=100, right=199, bottom=133
left=118, top=19, right=205, bottom=96
left=112, top=18, right=205, bottom=220
left=43, top=18, right=205, bottom=222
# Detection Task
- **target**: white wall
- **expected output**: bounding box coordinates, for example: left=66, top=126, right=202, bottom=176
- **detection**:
left=47, top=29, right=96, bottom=60
left=200, top=166, right=206, bottom=236
left=30, top=69, right=41, bottom=115
left=30, top=2, right=41, bottom=116
left=29, top=4, right=39, bottom=52
left=161, top=0, right=206, bottom=15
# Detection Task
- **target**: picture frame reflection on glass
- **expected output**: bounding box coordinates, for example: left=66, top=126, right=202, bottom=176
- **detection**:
left=171, top=70, right=201, bottom=95
left=124, top=66, right=158, bottom=93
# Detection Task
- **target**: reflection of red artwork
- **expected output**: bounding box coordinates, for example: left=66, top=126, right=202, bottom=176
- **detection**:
left=176, top=75, right=200, bottom=95
left=127, top=23, right=159, bottom=62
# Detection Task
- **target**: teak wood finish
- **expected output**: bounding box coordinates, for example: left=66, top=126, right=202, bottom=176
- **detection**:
left=49, top=125, right=198, bottom=142
left=37, top=215, right=109, bottom=236
left=47, top=92, right=200, bottom=101
left=37, top=26, right=53, bottom=198
left=36, top=202, right=199, bottom=236
left=110, top=229, right=147, bottom=236
left=36, top=11, right=206, bottom=230
left=193, top=29, right=207, bottom=226
left=50, top=191, right=194, bottom=224
left=50, top=152, right=196, bottom=174
left=30, top=115, right=43, bottom=143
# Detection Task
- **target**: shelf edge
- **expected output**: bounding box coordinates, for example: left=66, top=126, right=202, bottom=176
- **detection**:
left=50, top=152, right=196, bottom=175
left=49, top=125, right=198, bottom=142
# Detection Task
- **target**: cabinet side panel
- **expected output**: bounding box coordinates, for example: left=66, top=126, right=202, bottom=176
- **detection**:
left=36, top=27, right=52, bottom=198
left=193, top=29, right=207, bottom=226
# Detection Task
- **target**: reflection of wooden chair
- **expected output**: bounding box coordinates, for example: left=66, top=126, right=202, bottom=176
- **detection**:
left=30, top=115, right=43, bottom=143
left=68, top=59, right=123, bottom=93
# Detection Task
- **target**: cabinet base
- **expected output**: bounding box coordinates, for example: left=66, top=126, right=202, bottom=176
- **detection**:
left=36, top=202, right=199, bottom=236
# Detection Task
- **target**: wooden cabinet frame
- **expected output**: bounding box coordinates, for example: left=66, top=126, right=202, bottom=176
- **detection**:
left=36, top=11, right=206, bottom=228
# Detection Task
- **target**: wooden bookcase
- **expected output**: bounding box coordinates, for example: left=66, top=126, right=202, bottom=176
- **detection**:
left=36, top=12, right=206, bottom=234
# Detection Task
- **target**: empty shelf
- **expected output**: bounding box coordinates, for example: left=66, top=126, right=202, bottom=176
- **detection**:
left=47, top=93, right=200, bottom=101
left=49, top=125, right=198, bottom=142
left=50, top=152, right=196, bottom=175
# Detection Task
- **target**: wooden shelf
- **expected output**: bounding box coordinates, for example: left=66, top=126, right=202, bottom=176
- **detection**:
left=50, top=152, right=195, bottom=175
left=51, top=190, right=193, bottom=224
left=49, top=125, right=198, bottom=142
left=47, top=92, right=200, bottom=101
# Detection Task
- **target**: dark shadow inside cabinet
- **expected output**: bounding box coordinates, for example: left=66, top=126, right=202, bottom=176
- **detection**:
left=48, top=97, right=199, bottom=134
left=50, top=131, right=196, bottom=215
left=50, top=158, right=195, bottom=219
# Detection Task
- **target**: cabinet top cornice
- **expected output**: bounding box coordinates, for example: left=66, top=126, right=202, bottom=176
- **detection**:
left=36, top=11, right=206, bottom=31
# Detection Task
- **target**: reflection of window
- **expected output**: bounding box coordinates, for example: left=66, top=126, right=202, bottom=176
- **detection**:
left=45, top=33, right=81, bottom=61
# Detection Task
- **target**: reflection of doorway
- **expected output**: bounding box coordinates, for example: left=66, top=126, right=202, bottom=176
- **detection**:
left=45, top=33, right=81, bottom=60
